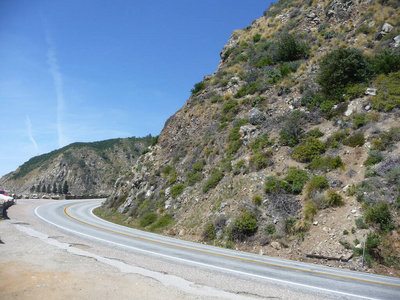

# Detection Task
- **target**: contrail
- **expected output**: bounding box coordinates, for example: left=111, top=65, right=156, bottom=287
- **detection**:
left=26, top=117, right=39, bottom=155
left=45, top=30, right=67, bottom=148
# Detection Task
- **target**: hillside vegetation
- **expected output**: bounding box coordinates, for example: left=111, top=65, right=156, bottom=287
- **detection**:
left=98, top=0, right=400, bottom=276
left=0, top=136, right=153, bottom=197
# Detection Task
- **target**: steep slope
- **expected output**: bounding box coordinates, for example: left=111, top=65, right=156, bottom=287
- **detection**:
left=90, top=0, right=400, bottom=275
left=0, top=136, right=153, bottom=197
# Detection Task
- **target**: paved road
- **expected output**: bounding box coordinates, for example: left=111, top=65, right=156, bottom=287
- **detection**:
left=35, top=199, right=400, bottom=300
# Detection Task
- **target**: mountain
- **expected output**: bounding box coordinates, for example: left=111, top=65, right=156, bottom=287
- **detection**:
left=98, top=0, right=400, bottom=276
left=0, top=136, right=153, bottom=197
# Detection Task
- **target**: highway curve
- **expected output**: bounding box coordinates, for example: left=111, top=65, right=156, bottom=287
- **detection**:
left=35, top=199, right=400, bottom=300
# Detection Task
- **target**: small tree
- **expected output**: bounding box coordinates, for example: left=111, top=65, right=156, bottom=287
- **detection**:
left=30, top=185, right=36, bottom=193
left=58, top=183, right=62, bottom=194
left=62, top=181, right=69, bottom=194
left=36, top=184, right=41, bottom=193
left=46, top=184, right=51, bottom=193
left=41, top=184, right=46, bottom=193
left=279, top=110, right=305, bottom=146
left=317, top=48, right=370, bottom=99
left=52, top=182, right=57, bottom=194
left=277, top=34, right=309, bottom=62
left=191, top=81, right=206, bottom=95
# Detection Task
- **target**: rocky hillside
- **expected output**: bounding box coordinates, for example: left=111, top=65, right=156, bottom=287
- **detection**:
left=98, top=0, right=400, bottom=276
left=0, top=136, right=153, bottom=197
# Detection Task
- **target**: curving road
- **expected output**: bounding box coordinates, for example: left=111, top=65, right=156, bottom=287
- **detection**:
left=35, top=199, right=400, bottom=300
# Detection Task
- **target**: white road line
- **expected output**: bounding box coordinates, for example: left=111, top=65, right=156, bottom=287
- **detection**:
left=35, top=203, right=380, bottom=300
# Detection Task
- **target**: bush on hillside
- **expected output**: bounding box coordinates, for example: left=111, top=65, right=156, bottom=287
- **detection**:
left=171, top=183, right=185, bottom=199
left=343, top=132, right=365, bottom=147
left=317, top=48, right=370, bottom=99
left=364, top=201, right=394, bottom=231
left=325, top=190, right=344, bottom=207
left=277, top=34, right=309, bottom=62
left=140, top=212, right=158, bottom=227
left=292, top=137, right=326, bottom=162
left=231, top=211, right=258, bottom=240
left=203, top=169, right=224, bottom=193
left=191, top=81, right=206, bottom=95
left=284, top=167, right=309, bottom=194
left=371, top=49, right=400, bottom=75
left=279, top=110, right=306, bottom=146
left=307, top=155, right=344, bottom=171
left=372, top=71, right=400, bottom=112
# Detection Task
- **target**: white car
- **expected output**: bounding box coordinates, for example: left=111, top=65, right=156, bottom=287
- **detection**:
left=0, top=194, right=14, bottom=204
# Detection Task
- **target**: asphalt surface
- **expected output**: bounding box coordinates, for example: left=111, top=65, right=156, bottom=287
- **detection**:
left=35, top=199, right=400, bottom=300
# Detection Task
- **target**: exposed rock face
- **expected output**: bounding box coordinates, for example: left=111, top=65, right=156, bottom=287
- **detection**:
left=0, top=137, right=152, bottom=197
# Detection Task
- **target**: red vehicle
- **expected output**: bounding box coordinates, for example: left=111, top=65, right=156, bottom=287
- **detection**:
left=0, top=190, right=8, bottom=196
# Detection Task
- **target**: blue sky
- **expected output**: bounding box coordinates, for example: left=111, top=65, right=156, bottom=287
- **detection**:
left=0, top=0, right=272, bottom=177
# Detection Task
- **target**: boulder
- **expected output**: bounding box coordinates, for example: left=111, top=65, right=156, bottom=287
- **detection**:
left=394, top=35, right=400, bottom=48
left=271, top=241, right=281, bottom=250
left=249, top=108, right=266, bottom=125
left=239, top=125, right=257, bottom=146
left=365, top=88, right=377, bottom=96
left=382, top=22, right=394, bottom=33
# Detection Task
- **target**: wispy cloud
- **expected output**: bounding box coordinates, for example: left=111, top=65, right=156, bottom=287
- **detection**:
left=26, top=116, right=38, bottom=155
left=45, top=29, right=68, bottom=148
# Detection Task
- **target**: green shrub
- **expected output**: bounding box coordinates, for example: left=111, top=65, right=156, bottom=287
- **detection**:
left=371, top=49, right=400, bottom=75
left=228, top=119, right=248, bottom=141
left=277, top=34, right=309, bottom=62
left=365, top=202, right=394, bottom=231
left=250, top=152, right=269, bottom=170
left=307, top=155, right=344, bottom=171
left=307, top=128, right=324, bottom=138
left=304, top=200, right=318, bottom=220
left=203, top=222, right=216, bottom=241
left=265, top=223, right=276, bottom=235
left=232, top=211, right=258, bottom=239
left=352, top=113, right=367, bottom=129
left=326, top=130, right=349, bottom=148
left=285, top=217, right=297, bottom=234
left=252, top=195, right=263, bottom=206
left=140, top=212, right=158, bottom=227
left=253, top=33, right=262, bottom=43
left=345, top=84, right=368, bottom=100
left=279, top=110, right=305, bottom=147
left=191, top=81, right=206, bottom=95
left=284, top=167, right=309, bottom=194
left=192, top=161, right=205, bottom=172
left=162, top=165, right=173, bottom=175
left=251, top=134, right=272, bottom=152
left=305, top=175, right=329, bottom=197
left=171, top=183, right=185, bottom=199
left=221, top=99, right=239, bottom=121
left=203, top=169, right=224, bottom=193
left=371, top=127, right=400, bottom=150
left=234, top=79, right=269, bottom=97
left=364, top=150, right=383, bottom=166
left=317, top=48, right=370, bottom=99
left=265, top=176, right=289, bottom=193
left=355, top=217, right=368, bottom=229
left=325, top=190, right=344, bottom=207
left=372, top=71, right=400, bottom=112
left=150, top=214, right=173, bottom=230
left=292, top=137, right=326, bottom=163
left=343, top=132, right=365, bottom=147
left=186, top=171, right=202, bottom=186
left=150, top=135, right=159, bottom=146
left=168, top=171, right=177, bottom=185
